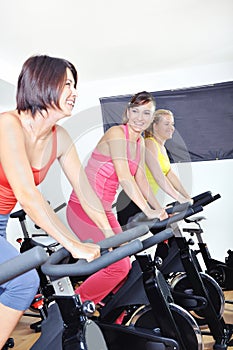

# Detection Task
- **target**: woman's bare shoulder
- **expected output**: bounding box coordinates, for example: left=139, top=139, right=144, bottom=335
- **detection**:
left=145, top=137, right=157, bottom=148
left=0, top=110, right=21, bottom=128
left=0, top=110, right=19, bottom=119
left=105, top=125, right=125, bottom=139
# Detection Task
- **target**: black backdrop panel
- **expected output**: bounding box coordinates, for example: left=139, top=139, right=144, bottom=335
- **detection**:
left=99, top=81, right=233, bottom=163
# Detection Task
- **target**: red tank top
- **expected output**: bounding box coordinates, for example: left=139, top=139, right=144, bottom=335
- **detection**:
left=0, top=126, right=57, bottom=214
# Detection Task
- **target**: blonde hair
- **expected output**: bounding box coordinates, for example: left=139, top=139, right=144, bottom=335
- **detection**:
left=144, top=109, right=173, bottom=138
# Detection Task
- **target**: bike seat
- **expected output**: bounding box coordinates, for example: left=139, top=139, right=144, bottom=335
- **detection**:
left=184, top=216, right=206, bottom=223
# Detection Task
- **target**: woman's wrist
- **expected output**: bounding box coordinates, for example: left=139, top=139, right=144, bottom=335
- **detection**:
left=144, top=206, right=155, bottom=217
left=102, top=228, right=115, bottom=238
left=61, top=233, right=81, bottom=253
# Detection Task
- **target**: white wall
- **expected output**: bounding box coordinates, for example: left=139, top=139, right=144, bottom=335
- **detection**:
left=4, top=60, right=233, bottom=263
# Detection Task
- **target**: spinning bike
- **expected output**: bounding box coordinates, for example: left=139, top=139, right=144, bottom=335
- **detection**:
left=31, top=223, right=196, bottom=350
left=96, top=207, right=205, bottom=350
left=0, top=225, right=148, bottom=350
left=61, top=203, right=206, bottom=349
left=0, top=246, right=48, bottom=350
left=183, top=209, right=233, bottom=292
left=9, top=203, right=65, bottom=332
left=4, top=213, right=204, bottom=349
left=126, top=192, right=233, bottom=349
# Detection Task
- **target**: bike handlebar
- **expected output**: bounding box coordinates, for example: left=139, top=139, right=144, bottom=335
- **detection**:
left=165, top=202, right=192, bottom=215
left=126, top=206, right=203, bottom=231
left=41, top=240, right=143, bottom=278
left=166, top=191, right=220, bottom=210
left=97, top=224, right=149, bottom=249
left=193, top=193, right=221, bottom=208
left=0, top=225, right=150, bottom=284
left=41, top=225, right=174, bottom=279
left=0, top=246, right=48, bottom=285
left=141, top=228, right=174, bottom=250
left=3, top=203, right=204, bottom=283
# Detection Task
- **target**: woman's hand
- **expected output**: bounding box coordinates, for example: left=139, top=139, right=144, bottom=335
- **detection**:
left=70, top=241, right=100, bottom=262
left=144, top=208, right=168, bottom=221
left=186, top=198, right=194, bottom=206
left=177, top=196, right=194, bottom=206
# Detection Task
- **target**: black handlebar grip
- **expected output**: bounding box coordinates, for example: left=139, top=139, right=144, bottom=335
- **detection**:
left=41, top=240, right=143, bottom=278
left=142, top=228, right=174, bottom=251
left=98, top=224, right=149, bottom=249
left=0, top=246, right=48, bottom=285
left=166, top=191, right=212, bottom=208
left=126, top=206, right=204, bottom=232
left=193, top=193, right=221, bottom=209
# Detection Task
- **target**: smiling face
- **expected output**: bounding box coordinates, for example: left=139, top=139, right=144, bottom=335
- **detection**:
left=127, top=101, right=155, bottom=134
left=59, top=68, right=78, bottom=116
left=153, top=113, right=175, bottom=141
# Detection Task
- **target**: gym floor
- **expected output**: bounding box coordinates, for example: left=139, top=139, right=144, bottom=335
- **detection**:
left=12, top=291, right=233, bottom=350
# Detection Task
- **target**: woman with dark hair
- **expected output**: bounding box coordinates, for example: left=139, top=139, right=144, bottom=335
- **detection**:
left=66, top=91, right=167, bottom=317
left=0, top=55, right=116, bottom=347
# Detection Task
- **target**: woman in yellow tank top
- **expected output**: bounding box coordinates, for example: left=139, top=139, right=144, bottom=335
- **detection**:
left=145, top=109, right=192, bottom=203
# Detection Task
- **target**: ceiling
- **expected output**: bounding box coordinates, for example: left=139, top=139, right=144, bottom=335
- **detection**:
left=0, top=0, right=233, bottom=86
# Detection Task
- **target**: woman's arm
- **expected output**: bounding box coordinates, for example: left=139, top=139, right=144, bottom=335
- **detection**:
left=145, top=138, right=191, bottom=203
left=135, top=139, right=164, bottom=210
left=166, top=169, right=192, bottom=201
left=0, top=114, right=100, bottom=261
left=105, top=127, right=166, bottom=220
left=57, top=126, right=114, bottom=239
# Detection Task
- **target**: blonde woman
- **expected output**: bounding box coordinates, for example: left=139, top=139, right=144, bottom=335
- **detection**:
left=145, top=109, right=192, bottom=203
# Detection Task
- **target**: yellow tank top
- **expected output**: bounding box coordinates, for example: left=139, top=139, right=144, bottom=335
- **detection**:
left=145, top=137, right=171, bottom=195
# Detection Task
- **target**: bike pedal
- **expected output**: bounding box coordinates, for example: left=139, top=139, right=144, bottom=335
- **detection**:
left=30, top=320, right=42, bottom=333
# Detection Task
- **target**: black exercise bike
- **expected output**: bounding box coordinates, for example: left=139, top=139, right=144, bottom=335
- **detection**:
left=9, top=203, right=65, bottom=332
left=122, top=191, right=233, bottom=349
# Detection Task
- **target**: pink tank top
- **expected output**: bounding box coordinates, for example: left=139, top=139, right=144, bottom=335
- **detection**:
left=0, top=126, right=57, bottom=214
left=70, top=124, right=141, bottom=210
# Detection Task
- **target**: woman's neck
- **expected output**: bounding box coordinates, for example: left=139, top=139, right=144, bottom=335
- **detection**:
left=153, top=134, right=165, bottom=146
left=19, top=110, right=53, bottom=141
left=126, top=123, right=142, bottom=142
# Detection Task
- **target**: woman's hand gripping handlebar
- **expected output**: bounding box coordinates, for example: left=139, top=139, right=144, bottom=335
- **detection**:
left=126, top=204, right=204, bottom=232
left=41, top=224, right=174, bottom=279
left=167, top=191, right=221, bottom=211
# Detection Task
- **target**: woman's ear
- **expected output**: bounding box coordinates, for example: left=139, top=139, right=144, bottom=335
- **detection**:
left=123, top=108, right=129, bottom=123
left=152, top=121, right=157, bottom=133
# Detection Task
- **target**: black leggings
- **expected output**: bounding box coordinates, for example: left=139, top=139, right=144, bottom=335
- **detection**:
left=116, top=190, right=141, bottom=227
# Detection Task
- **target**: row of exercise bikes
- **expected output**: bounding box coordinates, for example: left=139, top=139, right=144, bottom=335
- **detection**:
left=1, top=191, right=233, bottom=350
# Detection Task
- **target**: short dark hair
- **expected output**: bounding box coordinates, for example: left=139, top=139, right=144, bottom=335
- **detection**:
left=16, top=55, right=78, bottom=116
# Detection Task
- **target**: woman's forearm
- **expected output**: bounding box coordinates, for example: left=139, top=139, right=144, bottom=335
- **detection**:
left=167, top=170, right=191, bottom=200
left=119, top=177, right=153, bottom=216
